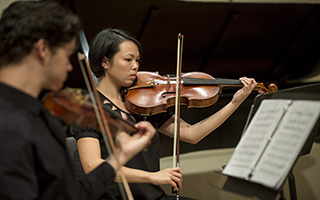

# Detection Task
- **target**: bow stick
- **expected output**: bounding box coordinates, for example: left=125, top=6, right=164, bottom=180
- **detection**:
left=172, top=33, right=184, bottom=200
left=77, top=53, right=134, bottom=200
left=62, top=0, right=131, bottom=196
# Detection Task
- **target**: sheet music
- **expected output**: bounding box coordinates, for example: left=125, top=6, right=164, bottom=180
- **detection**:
left=223, top=99, right=320, bottom=189
left=251, top=100, right=320, bottom=189
left=223, top=100, right=289, bottom=178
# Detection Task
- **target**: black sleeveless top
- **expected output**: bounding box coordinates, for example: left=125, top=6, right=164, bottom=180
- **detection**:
left=73, top=91, right=172, bottom=200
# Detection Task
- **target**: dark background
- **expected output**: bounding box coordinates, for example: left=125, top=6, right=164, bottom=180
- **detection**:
left=53, top=0, right=320, bottom=157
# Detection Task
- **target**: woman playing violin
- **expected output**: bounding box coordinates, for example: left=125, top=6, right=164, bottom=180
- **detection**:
left=72, top=28, right=257, bottom=200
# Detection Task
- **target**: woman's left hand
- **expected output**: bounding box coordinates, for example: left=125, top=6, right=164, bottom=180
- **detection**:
left=231, top=77, right=257, bottom=105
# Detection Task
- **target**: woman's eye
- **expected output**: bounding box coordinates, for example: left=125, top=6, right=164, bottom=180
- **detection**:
left=125, top=58, right=132, bottom=62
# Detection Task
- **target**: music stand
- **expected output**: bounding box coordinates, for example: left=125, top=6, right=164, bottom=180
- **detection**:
left=222, top=83, right=320, bottom=200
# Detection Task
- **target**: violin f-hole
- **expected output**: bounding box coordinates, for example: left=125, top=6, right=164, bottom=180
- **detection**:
left=161, top=91, right=176, bottom=98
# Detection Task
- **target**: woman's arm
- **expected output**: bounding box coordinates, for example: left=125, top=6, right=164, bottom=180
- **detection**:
left=77, top=137, right=106, bottom=173
left=159, top=77, right=257, bottom=144
left=115, top=166, right=182, bottom=191
left=77, top=121, right=156, bottom=173
left=77, top=130, right=182, bottom=191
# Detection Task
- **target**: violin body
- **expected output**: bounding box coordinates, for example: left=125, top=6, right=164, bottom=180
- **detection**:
left=125, top=71, right=222, bottom=116
left=125, top=71, right=278, bottom=116
left=43, top=88, right=137, bottom=133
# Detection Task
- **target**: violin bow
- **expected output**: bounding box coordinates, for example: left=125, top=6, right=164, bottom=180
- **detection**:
left=77, top=30, right=134, bottom=199
left=77, top=53, right=134, bottom=200
left=64, top=0, right=132, bottom=196
left=172, top=33, right=184, bottom=199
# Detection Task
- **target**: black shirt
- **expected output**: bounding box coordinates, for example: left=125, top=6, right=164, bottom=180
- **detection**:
left=73, top=92, right=173, bottom=200
left=0, top=83, right=116, bottom=200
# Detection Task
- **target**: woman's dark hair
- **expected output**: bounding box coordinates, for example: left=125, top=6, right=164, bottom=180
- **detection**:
left=89, top=28, right=142, bottom=78
left=0, top=1, right=81, bottom=67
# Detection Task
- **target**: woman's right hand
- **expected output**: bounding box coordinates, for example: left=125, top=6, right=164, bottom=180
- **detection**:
left=149, top=167, right=183, bottom=191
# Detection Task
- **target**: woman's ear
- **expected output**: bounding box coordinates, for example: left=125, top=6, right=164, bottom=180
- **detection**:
left=102, top=56, right=110, bottom=70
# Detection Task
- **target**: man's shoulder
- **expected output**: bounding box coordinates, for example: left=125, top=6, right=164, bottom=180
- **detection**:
left=0, top=99, right=39, bottom=136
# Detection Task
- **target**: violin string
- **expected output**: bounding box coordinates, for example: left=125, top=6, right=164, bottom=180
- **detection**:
left=77, top=53, right=133, bottom=200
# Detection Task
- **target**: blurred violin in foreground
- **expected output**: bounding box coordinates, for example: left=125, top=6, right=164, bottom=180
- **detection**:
left=125, top=71, right=278, bottom=116
left=42, top=88, right=138, bottom=134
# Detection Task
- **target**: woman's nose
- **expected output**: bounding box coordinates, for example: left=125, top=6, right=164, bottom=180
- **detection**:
left=133, top=61, right=139, bottom=70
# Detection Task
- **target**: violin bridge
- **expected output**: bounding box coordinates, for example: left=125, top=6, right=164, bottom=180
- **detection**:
left=166, top=74, right=171, bottom=89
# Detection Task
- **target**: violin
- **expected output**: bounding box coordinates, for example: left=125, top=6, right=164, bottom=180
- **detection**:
left=125, top=71, right=278, bottom=116
left=42, top=87, right=138, bottom=134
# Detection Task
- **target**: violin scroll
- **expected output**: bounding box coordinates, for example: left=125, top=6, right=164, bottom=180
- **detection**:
left=256, top=82, right=278, bottom=94
left=267, top=83, right=278, bottom=93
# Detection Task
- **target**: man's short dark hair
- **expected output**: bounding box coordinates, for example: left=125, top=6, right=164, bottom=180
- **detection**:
left=0, top=1, right=81, bottom=67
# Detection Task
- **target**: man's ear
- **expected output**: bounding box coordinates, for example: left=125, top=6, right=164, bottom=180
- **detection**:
left=102, top=56, right=110, bottom=70
left=34, top=39, right=50, bottom=60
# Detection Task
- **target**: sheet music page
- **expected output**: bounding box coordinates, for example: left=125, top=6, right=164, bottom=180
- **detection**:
left=223, top=99, right=289, bottom=179
left=251, top=100, right=320, bottom=189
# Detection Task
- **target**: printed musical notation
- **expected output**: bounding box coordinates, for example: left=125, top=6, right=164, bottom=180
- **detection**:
left=223, top=99, right=320, bottom=189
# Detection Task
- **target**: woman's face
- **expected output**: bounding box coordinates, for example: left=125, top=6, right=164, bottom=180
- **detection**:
left=106, top=40, right=140, bottom=88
